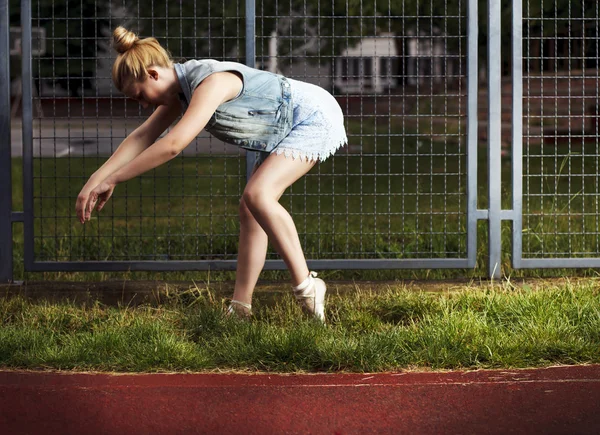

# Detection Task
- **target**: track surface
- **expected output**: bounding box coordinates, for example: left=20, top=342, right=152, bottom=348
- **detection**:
left=1, top=365, right=599, bottom=434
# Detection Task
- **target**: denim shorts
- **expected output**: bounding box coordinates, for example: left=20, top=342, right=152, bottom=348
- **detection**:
left=253, top=78, right=348, bottom=169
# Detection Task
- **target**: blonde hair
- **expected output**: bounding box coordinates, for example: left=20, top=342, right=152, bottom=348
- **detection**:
left=111, top=26, right=173, bottom=92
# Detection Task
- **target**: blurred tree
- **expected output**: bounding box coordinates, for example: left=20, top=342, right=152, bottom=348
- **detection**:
left=129, top=0, right=244, bottom=61
left=8, top=0, right=591, bottom=97
left=10, top=0, right=111, bottom=97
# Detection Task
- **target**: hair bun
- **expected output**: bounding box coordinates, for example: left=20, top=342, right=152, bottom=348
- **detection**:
left=113, top=26, right=138, bottom=54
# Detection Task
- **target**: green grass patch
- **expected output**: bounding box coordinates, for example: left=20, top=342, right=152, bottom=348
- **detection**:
left=1, top=279, right=599, bottom=372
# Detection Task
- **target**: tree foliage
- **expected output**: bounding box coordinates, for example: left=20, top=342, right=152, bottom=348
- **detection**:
left=7, top=0, right=589, bottom=94
left=10, top=0, right=110, bottom=96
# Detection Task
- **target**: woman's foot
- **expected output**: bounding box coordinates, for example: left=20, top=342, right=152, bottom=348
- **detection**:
left=293, top=271, right=326, bottom=322
left=226, top=300, right=253, bottom=319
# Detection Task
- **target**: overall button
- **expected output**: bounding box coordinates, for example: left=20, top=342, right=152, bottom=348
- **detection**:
left=261, top=143, right=267, bottom=149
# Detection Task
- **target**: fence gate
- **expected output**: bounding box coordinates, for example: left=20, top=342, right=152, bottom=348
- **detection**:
left=2, top=0, right=536, bottom=282
left=511, top=0, right=600, bottom=273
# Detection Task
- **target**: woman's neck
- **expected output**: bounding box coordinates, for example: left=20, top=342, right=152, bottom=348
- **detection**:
left=167, top=65, right=183, bottom=96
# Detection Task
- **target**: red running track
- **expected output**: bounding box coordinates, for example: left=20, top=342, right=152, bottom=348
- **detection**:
left=1, top=365, right=599, bottom=434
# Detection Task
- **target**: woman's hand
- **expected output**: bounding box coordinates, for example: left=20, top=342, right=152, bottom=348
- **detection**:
left=76, top=180, right=116, bottom=223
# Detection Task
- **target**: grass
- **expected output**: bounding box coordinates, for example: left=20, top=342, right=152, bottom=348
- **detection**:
left=1, top=279, right=599, bottom=373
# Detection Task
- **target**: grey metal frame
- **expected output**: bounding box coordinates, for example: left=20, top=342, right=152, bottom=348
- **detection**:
left=511, top=0, right=524, bottom=272
left=245, top=0, right=258, bottom=180
left=0, top=0, right=13, bottom=283
left=511, top=0, right=600, bottom=271
left=1, top=0, right=482, bottom=281
left=21, top=0, right=34, bottom=276
left=487, top=0, right=503, bottom=279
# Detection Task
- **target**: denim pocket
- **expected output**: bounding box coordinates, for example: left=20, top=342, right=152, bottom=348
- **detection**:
left=248, top=110, right=277, bottom=115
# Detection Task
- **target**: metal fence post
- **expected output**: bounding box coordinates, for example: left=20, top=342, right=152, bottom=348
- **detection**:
left=467, top=0, right=479, bottom=269
left=511, top=0, right=523, bottom=269
left=0, top=0, right=13, bottom=283
left=487, top=0, right=502, bottom=279
left=21, top=0, right=34, bottom=273
left=245, top=0, right=257, bottom=180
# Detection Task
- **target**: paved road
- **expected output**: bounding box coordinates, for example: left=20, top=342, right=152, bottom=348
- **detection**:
left=1, top=365, right=599, bottom=434
left=9, top=119, right=361, bottom=158
left=9, top=119, right=247, bottom=158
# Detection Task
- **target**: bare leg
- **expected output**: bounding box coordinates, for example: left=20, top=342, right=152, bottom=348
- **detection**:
left=231, top=198, right=268, bottom=306
left=231, top=165, right=288, bottom=305
left=241, top=153, right=317, bottom=287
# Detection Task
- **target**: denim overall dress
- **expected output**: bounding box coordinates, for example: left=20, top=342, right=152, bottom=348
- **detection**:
left=174, top=59, right=347, bottom=167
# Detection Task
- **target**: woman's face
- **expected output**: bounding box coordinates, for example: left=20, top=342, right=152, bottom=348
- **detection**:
left=125, top=67, right=175, bottom=108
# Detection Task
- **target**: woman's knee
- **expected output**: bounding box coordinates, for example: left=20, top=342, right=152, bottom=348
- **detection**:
left=239, top=198, right=256, bottom=226
left=242, top=187, right=273, bottom=214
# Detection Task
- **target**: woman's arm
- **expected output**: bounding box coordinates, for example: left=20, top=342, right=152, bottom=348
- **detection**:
left=76, top=100, right=181, bottom=223
left=105, top=72, right=241, bottom=185
left=80, top=101, right=182, bottom=191
left=80, top=71, right=242, bottom=222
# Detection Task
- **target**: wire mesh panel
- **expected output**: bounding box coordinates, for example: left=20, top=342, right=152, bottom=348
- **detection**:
left=517, top=0, right=600, bottom=265
left=19, top=0, right=475, bottom=271
left=255, top=0, right=472, bottom=262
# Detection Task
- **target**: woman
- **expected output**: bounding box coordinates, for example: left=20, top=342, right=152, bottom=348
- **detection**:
left=76, top=27, right=348, bottom=322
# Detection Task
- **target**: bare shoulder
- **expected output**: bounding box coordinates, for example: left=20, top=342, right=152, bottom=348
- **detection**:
left=197, top=71, right=243, bottom=103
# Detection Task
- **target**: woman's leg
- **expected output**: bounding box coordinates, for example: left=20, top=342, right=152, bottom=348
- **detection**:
left=231, top=165, right=288, bottom=305
left=241, top=153, right=317, bottom=286
left=230, top=198, right=269, bottom=306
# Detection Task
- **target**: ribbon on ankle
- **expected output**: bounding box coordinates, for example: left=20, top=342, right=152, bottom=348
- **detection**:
left=293, top=271, right=318, bottom=292
left=229, top=300, right=252, bottom=310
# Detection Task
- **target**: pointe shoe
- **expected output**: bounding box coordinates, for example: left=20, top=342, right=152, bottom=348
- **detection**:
left=293, top=271, right=326, bottom=322
left=226, top=300, right=253, bottom=319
